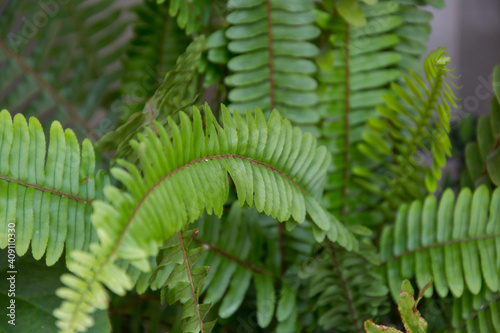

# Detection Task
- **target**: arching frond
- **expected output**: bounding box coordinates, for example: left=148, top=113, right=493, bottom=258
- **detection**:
left=0, top=109, right=105, bottom=265
left=54, top=104, right=355, bottom=333
left=224, top=0, right=320, bottom=120
left=380, top=185, right=500, bottom=300
left=357, top=47, right=459, bottom=209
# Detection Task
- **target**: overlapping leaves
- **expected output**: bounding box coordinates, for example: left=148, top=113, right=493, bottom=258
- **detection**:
left=54, top=104, right=355, bottom=332
left=357, top=47, right=459, bottom=209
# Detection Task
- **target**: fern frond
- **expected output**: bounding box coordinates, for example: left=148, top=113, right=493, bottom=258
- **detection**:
left=357, top=47, right=459, bottom=209
left=160, top=0, right=210, bottom=35
left=447, top=287, right=500, bottom=332
left=380, top=185, right=500, bottom=300
left=461, top=64, right=500, bottom=189
left=119, top=0, right=190, bottom=118
left=316, top=0, right=403, bottom=227
left=96, top=36, right=206, bottom=160
left=303, top=243, right=388, bottom=332
left=193, top=204, right=309, bottom=329
left=54, top=104, right=355, bottom=332
left=395, top=0, right=433, bottom=72
left=0, top=109, right=105, bottom=265
left=0, top=0, right=129, bottom=138
left=224, top=0, right=320, bottom=121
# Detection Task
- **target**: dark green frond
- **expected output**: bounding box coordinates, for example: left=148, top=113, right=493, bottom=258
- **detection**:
left=96, top=36, right=206, bottom=161
left=224, top=0, right=320, bottom=121
left=316, top=0, right=403, bottom=227
left=447, top=287, right=500, bottom=332
left=0, top=0, right=129, bottom=138
left=304, top=244, right=389, bottom=332
left=119, top=0, right=191, bottom=118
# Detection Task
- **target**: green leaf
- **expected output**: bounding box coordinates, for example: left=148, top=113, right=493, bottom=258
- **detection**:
left=337, top=0, right=367, bottom=27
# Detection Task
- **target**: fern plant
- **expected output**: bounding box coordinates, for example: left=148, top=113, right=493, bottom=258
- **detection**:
left=1, top=1, right=499, bottom=332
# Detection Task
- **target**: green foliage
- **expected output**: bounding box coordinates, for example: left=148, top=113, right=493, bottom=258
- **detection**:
left=303, top=244, right=389, bottom=332
left=365, top=280, right=430, bottom=333
left=0, top=253, right=110, bottom=333
left=461, top=64, right=500, bottom=189
left=0, top=0, right=129, bottom=138
left=0, top=1, right=497, bottom=332
left=224, top=0, right=320, bottom=121
left=118, top=0, right=190, bottom=118
left=54, top=104, right=355, bottom=332
left=380, top=185, right=500, bottom=300
left=447, top=287, right=500, bottom=332
left=316, top=0, right=403, bottom=227
left=357, top=48, right=459, bottom=210
left=96, top=36, right=206, bottom=160
left=0, top=109, right=107, bottom=265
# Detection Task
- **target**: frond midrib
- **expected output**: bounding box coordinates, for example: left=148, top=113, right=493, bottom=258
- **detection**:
left=0, top=173, right=92, bottom=204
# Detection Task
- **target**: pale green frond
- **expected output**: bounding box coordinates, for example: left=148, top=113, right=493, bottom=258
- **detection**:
left=0, top=109, right=106, bottom=265
left=380, top=185, right=500, bottom=300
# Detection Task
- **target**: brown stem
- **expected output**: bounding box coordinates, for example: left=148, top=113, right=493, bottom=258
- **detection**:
left=341, top=24, right=350, bottom=220
left=0, top=40, right=99, bottom=140
left=193, top=237, right=272, bottom=276
left=0, top=173, right=92, bottom=204
left=329, top=241, right=362, bottom=332
left=178, top=231, right=204, bottom=333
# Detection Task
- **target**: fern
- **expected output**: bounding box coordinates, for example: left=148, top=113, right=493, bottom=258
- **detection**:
left=303, top=243, right=389, bottom=332
left=0, top=109, right=106, bottom=265
left=54, top=104, right=355, bottom=332
left=118, top=0, right=190, bottom=118
left=96, top=36, right=206, bottom=160
left=379, top=185, right=500, bottom=300
left=365, top=279, right=430, bottom=333
left=447, top=287, right=500, bottom=332
left=192, top=204, right=310, bottom=329
left=395, top=0, right=433, bottom=72
left=357, top=47, right=459, bottom=210
left=0, top=0, right=129, bottom=139
left=224, top=0, right=320, bottom=121
left=461, top=64, right=500, bottom=189
left=159, top=0, right=211, bottom=35
left=315, top=0, right=403, bottom=227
